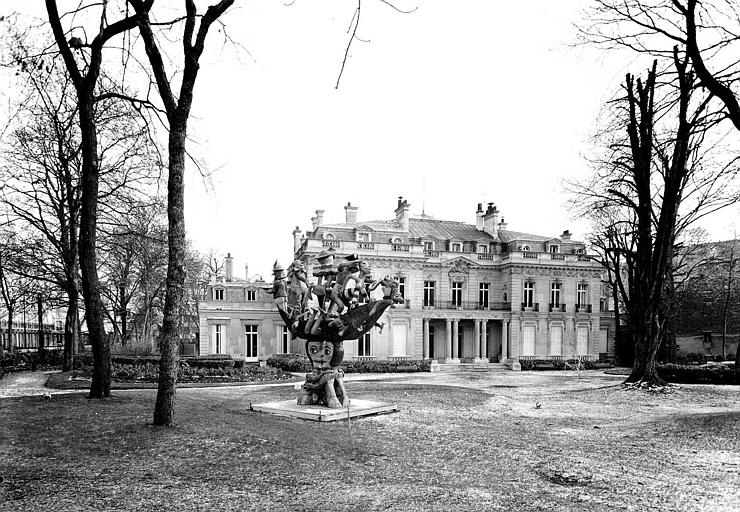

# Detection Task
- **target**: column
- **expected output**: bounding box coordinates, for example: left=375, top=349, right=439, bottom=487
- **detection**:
left=474, top=321, right=481, bottom=359
left=422, top=319, right=430, bottom=360
left=452, top=319, right=459, bottom=362
left=501, top=320, right=509, bottom=362
left=481, top=320, right=488, bottom=360
left=445, top=318, right=453, bottom=363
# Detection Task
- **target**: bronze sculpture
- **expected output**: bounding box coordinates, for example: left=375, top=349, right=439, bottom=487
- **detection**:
left=272, top=253, right=404, bottom=408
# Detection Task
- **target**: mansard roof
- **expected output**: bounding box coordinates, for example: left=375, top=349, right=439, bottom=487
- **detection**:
left=408, top=218, right=492, bottom=241
left=320, top=220, right=403, bottom=231
left=496, top=229, right=554, bottom=243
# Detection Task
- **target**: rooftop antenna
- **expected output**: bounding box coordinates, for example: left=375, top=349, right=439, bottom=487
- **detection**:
left=422, top=176, right=426, bottom=216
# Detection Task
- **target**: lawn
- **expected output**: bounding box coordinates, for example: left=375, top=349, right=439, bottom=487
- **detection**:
left=0, top=371, right=737, bottom=511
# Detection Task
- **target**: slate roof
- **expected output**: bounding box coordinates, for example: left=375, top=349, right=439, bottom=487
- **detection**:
left=496, top=229, right=554, bottom=243
left=408, top=218, right=492, bottom=241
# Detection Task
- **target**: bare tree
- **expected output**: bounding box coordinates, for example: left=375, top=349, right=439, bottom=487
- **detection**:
left=571, top=50, right=739, bottom=386
left=43, top=0, right=155, bottom=397
left=126, top=0, right=234, bottom=425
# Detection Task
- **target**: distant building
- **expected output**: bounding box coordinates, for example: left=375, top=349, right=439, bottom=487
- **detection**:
left=198, top=254, right=293, bottom=360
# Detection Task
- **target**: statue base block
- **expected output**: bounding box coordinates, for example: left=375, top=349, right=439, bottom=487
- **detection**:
left=250, top=399, right=399, bottom=422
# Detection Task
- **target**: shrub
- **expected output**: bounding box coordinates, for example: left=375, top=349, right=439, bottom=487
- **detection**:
left=657, top=363, right=737, bottom=385
left=520, top=358, right=596, bottom=371
left=266, top=353, right=311, bottom=372
left=111, top=338, right=154, bottom=356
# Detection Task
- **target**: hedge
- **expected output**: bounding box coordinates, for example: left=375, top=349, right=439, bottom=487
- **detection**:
left=0, top=350, right=66, bottom=373
left=658, top=363, right=737, bottom=385
left=73, top=360, right=291, bottom=383
left=266, top=354, right=432, bottom=373
left=519, top=359, right=597, bottom=371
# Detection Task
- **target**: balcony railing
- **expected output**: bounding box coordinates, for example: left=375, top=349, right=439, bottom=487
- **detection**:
left=424, top=250, right=440, bottom=258
left=576, top=304, right=593, bottom=313
left=321, top=240, right=340, bottom=248
left=523, top=252, right=539, bottom=259
left=391, top=243, right=411, bottom=252
left=477, top=253, right=496, bottom=260
left=548, top=303, right=567, bottom=312
left=551, top=253, right=565, bottom=260
left=421, top=301, right=512, bottom=311
left=356, top=242, right=375, bottom=249
left=521, top=302, right=540, bottom=312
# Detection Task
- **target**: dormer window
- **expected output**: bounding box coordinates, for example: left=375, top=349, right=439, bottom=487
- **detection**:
left=550, top=245, right=560, bottom=254
left=520, top=244, right=531, bottom=252
left=324, top=233, right=335, bottom=240
left=392, top=237, right=403, bottom=244
left=451, top=242, right=462, bottom=252
left=357, top=232, right=370, bottom=242
left=214, top=288, right=224, bottom=301
left=478, top=244, right=488, bottom=254
left=246, top=289, right=256, bottom=301
left=424, top=241, right=434, bottom=251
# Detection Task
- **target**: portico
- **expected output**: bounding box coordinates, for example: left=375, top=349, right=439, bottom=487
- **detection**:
left=421, top=315, right=509, bottom=363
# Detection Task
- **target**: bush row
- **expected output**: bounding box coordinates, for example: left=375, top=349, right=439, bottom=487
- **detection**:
left=672, top=352, right=736, bottom=365
left=74, top=361, right=291, bottom=383
left=266, top=353, right=432, bottom=373
left=519, top=359, right=598, bottom=371
left=0, top=350, right=66, bottom=373
left=658, top=363, right=737, bottom=385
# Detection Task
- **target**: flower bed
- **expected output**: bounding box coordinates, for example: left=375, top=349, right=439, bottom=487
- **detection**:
left=519, top=358, right=598, bottom=371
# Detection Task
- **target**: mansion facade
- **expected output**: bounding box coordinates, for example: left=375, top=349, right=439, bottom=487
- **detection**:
left=198, top=198, right=611, bottom=365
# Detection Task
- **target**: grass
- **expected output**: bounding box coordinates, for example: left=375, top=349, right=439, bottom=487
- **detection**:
left=0, top=370, right=738, bottom=511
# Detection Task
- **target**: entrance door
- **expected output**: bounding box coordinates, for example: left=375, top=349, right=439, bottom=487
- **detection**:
left=391, top=323, right=407, bottom=356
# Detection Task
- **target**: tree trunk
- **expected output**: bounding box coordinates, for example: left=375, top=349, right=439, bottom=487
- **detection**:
left=37, top=294, right=45, bottom=355
left=625, top=310, right=666, bottom=386
left=78, top=97, right=110, bottom=398
left=153, top=127, right=187, bottom=426
left=63, top=283, right=80, bottom=371
left=6, top=309, right=13, bottom=355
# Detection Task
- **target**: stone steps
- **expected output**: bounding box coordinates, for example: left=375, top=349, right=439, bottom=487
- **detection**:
left=435, top=362, right=509, bottom=373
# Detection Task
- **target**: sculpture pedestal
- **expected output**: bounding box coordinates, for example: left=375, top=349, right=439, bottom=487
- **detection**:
left=250, top=399, right=399, bottom=422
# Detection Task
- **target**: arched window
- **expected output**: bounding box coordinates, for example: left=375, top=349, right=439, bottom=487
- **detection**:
left=324, top=233, right=335, bottom=240
left=520, top=244, right=531, bottom=252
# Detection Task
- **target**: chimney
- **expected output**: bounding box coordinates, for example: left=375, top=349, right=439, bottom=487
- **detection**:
left=244, top=263, right=249, bottom=281
left=476, top=203, right=485, bottom=231
left=394, top=196, right=410, bottom=231
left=561, top=229, right=571, bottom=241
left=483, top=203, right=499, bottom=236
left=225, top=252, right=233, bottom=282
left=311, top=209, right=325, bottom=230
left=344, top=202, right=358, bottom=223
left=292, top=226, right=303, bottom=254
left=498, top=217, right=508, bottom=230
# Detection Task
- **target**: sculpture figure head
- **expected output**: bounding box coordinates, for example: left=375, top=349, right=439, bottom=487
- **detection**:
left=306, top=340, right=334, bottom=369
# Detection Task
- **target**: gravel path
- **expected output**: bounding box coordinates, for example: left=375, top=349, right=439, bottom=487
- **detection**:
left=0, top=371, right=85, bottom=398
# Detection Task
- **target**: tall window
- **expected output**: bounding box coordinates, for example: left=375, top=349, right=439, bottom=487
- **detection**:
left=423, top=281, right=436, bottom=307
left=214, top=288, right=224, bottom=301
left=451, top=242, right=462, bottom=252
left=523, top=281, right=534, bottom=308
left=245, top=325, right=258, bottom=359
left=428, top=325, right=435, bottom=359
left=550, top=244, right=559, bottom=254
left=451, top=282, right=463, bottom=307
left=397, top=277, right=406, bottom=299
left=550, top=325, right=563, bottom=356
left=550, top=282, right=562, bottom=307
left=576, top=326, right=589, bottom=355
left=214, top=324, right=222, bottom=353
left=458, top=329, right=464, bottom=358
left=281, top=326, right=291, bottom=354
left=358, top=332, right=371, bottom=356
left=479, top=283, right=489, bottom=308
left=424, top=241, right=434, bottom=251
left=246, top=289, right=256, bottom=301
left=577, top=283, right=587, bottom=307
left=478, top=244, right=488, bottom=254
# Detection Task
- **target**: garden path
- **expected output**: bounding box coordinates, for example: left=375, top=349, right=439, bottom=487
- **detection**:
left=0, top=371, right=84, bottom=398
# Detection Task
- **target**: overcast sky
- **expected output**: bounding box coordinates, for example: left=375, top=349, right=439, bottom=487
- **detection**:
left=3, top=1, right=738, bottom=279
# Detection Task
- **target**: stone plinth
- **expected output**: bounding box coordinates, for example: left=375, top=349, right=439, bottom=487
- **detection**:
left=250, top=399, right=398, bottom=422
